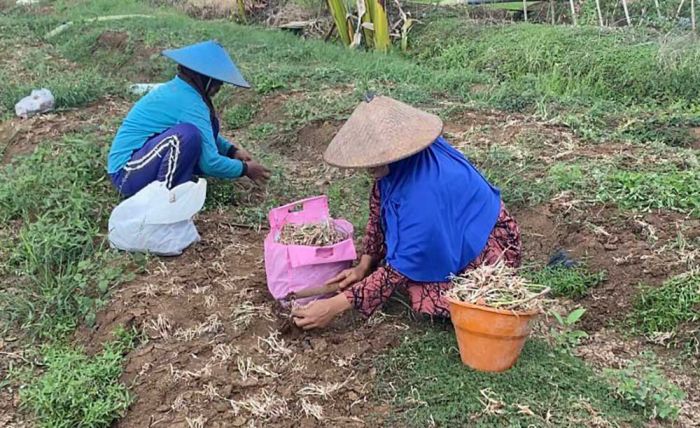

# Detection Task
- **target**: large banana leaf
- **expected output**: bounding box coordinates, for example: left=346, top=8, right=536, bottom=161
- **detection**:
left=327, top=0, right=353, bottom=46
left=369, top=0, right=390, bottom=52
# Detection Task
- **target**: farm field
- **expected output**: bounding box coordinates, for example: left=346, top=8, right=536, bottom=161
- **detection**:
left=0, top=0, right=699, bottom=426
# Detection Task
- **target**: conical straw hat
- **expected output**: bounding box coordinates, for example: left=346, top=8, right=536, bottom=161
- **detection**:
left=323, top=96, right=443, bottom=168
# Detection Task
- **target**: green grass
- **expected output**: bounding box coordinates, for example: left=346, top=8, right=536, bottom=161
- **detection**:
left=631, top=270, right=700, bottom=334
left=0, top=137, right=130, bottom=338
left=598, top=169, right=700, bottom=217
left=412, top=22, right=700, bottom=106
left=222, top=103, right=258, bottom=130
left=462, top=144, right=553, bottom=207
left=284, top=89, right=358, bottom=127
left=378, top=331, right=645, bottom=426
left=604, top=355, right=685, bottom=421
left=32, top=9, right=483, bottom=107
left=410, top=19, right=700, bottom=146
left=19, top=327, right=138, bottom=428
left=327, top=173, right=373, bottom=231
left=525, top=265, right=606, bottom=299
left=0, top=16, right=124, bottom=116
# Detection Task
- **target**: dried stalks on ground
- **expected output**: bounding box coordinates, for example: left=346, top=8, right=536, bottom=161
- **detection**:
left=230, top=390, right=289, bottom=420
left=297, top=378, right=351, bottom=400
left=299, top=398, right=324, bottom=420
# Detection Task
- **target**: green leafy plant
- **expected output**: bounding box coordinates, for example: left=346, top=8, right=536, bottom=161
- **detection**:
left=631, top=270, right=700, bottom=335
left=20, top=327, right=138, bottom=428
left=550, top=307, right=589, bottom=348
left=251, top=73, right=285, bottom=94
left=526, top=265, right=606, bottom=299
left=223, top=104, right=257, bottom=130
left=598, top=169, right=700, bottom=217
left=0, top=137, right=127, bottom=338
left=248, top=123, right=278, bottom=142
left=604, top=358, right=685, bottom=421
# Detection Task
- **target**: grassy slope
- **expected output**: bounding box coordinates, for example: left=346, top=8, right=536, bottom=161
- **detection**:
left=0, top=0, right=697, bottom=425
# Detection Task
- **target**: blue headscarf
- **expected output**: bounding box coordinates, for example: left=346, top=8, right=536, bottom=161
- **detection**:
left=379, top=136, right=502, bottom=282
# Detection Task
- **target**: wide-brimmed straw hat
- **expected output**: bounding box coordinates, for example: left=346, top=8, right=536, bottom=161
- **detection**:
left=323, top=95, right=443, bottom=168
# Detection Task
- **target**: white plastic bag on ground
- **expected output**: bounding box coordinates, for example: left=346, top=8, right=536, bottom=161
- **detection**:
left=108, top=179, right=207, bottom=256
left=129, top=83, right=163, bottom=96
left=15, top=89, right=55, bottom=118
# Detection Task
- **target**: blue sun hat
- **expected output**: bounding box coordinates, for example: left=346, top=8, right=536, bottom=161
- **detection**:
left=162, top=40, right=250, bottom=88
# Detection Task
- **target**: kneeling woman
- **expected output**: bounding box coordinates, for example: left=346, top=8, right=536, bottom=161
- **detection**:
left=292, top=96, right=522, bottom=329
left=107, top=40, right=270, bottom=197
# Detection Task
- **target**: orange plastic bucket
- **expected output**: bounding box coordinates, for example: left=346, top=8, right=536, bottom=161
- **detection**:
left=447, top=297, right=539, bottom=372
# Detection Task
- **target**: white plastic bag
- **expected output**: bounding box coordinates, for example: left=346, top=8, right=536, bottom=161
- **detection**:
left=108, top=179, right=207, bottom=256
left=15, top=89, right=55, bottom=118
left=129, top=83, right=163, bottom=96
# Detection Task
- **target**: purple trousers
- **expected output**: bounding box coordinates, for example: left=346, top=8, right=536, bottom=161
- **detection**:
left=110, top=123, right=201, bottom=197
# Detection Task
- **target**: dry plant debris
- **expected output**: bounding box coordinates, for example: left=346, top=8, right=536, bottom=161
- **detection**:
left=230, top=390, right=289, bottom=420
left=278, top=219, right=347, bottom=246
left=299, top=398, right=324, bottom=420
left=296, top=378, right=351, bottom=401
left=447, top=261, right=550, bottom=312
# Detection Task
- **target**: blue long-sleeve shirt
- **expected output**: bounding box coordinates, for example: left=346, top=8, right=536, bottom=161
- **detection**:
left=107, top=77, right=243, bottom=178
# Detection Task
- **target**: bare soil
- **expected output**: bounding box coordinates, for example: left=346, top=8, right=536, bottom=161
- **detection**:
left=0, top=97, right=130, bottom=165
left=74, top=213, right=404, bottom=427
left=95, top=30, right=130, bottom=52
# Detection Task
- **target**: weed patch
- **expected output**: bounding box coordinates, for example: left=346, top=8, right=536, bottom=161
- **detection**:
left=413, top=22, right=700, bottom=106
left=0, top=137, right=128, bottom=337
left=598, top=169, right=700, bottom=217
left=631, top=270, right=700, bottom=335
left=19, top=327, right=138, bottom=428
left=525, top=265, right=606, bottom=299
left=462, top=145, right=552, bottom=207
left=378, top=330, right=645, bottom=426
left=604, top=356, right=685, bottom=421
left=327, top=173, right=372, bottom=231
left=223, top=103, right=258, bottom=130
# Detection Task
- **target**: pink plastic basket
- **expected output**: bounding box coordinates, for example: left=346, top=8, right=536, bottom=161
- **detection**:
left=264, top=196, right=357, bottom=303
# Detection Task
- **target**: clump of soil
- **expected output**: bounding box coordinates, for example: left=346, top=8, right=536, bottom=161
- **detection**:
left=515, top=203, right=699, bottom=331
left=95, top=30, right=129, bottom=52
left=293, top=120, right=341, bottom=161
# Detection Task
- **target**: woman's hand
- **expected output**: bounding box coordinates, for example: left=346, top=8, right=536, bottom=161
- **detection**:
left=232, top=146, right=253, bottom=162
left=244, top=160, right=271, bottom=184
left=327, top=262, right=371, bottom=291
left=292, top=294, right=351, bottom=330
left=327, top=255, right=374, bottom=290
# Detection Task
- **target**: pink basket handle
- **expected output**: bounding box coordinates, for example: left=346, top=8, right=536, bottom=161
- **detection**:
left=268, top=196, right=329, bottom=230
left=315, top=247, right=334, bottom=258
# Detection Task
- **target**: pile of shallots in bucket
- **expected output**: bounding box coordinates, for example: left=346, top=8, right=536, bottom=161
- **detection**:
left=277, top=219, right=348, bottom=247
left=447, top=261, right=550, bottom=312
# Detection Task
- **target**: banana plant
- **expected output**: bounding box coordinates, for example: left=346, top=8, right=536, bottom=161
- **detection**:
left=236, top=0, right=246, bottom=22
left=360, top=0, right=374, bottom=49
left=327, top=0, right=390, bottom=52
left=327, top=0, right=354, bottom=46
left=368, top=0, right=390, bottom=52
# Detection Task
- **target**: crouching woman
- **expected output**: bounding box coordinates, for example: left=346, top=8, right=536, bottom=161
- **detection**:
left=292, top=96, right=522, bottom=329
left=107, top=40, right=270, bottom=197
